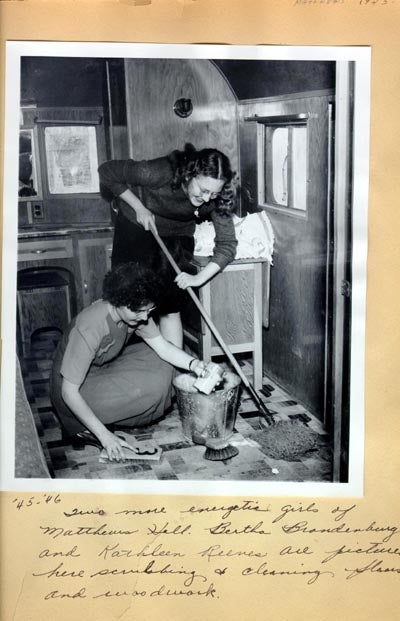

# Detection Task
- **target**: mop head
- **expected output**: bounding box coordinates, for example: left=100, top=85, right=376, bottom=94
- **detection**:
left=258, top=419, right=319, bottom=461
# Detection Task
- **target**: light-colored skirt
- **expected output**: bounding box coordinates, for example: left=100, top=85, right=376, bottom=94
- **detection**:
left=50, top=341, right=173, bottom=435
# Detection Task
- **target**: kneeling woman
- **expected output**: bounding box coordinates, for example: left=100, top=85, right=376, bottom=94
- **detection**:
left=50, top=263, right=206, bottom=462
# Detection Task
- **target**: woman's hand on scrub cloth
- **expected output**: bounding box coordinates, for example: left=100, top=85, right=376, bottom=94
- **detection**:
left=190, top=359, right=208, bottom=377
left=98, top=428, right=133, bottom=462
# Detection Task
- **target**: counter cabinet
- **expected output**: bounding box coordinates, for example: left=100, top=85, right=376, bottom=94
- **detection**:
left=17, top=229, right=113, bottom=354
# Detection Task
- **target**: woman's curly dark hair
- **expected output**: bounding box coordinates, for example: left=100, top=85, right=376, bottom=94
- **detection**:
left=102, top=262, right=162, bottom=311
left=168, top=143, right=237, bottom=216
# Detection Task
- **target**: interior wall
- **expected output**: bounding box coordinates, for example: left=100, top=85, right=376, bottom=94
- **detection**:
left=19, top=57, right=129, bottom=227
left=239, top=93, right=332, bottom=418
left=124, top=59, right=239, bottom=176
left=19, top=106, right=110, bottom=227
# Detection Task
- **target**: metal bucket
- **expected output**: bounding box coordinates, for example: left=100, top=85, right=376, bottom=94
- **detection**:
left=173, top=371, right=241, bottom=446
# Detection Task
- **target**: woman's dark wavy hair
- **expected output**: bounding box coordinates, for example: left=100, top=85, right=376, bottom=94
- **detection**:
left=169, top=143, right=236, bottom=216
left=102, top=262, right=161, bottom=311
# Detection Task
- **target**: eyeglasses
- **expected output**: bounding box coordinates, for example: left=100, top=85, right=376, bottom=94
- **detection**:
left=135, top=305, right=157, bottom=317
left=193, top=178, right=220, bottom=200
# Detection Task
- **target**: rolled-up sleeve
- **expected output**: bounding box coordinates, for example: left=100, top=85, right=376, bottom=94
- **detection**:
left=98, top=158, right=173, bottom=197
left=210, top=211, right=238, bottom=270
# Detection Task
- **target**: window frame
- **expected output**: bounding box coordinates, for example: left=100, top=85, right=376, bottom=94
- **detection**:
left=255, top=113, right=310, bottom=219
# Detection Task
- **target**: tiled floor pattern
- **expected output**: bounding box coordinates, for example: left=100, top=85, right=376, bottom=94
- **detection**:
left=19, top=330, right=332, bottom=481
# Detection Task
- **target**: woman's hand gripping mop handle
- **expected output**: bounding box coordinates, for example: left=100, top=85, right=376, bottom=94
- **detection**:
left=151, top=229, right=275, bottom=425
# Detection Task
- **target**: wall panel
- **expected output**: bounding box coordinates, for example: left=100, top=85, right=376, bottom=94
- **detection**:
left=125, top=59, right=239, bottom=175
left=239, top=93, right=332, bottom=419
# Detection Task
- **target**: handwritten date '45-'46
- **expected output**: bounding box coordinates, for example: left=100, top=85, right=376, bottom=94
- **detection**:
left=12, top=494, right=61, bottom=511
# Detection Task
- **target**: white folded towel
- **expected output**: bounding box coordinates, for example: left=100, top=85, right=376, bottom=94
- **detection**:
left=194, top=211, right=275, bottom=264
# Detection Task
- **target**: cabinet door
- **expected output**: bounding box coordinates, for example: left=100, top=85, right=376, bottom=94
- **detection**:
left=77, top=237, right=113, bottom=307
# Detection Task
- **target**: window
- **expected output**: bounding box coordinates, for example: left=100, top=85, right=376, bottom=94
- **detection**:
left=257, top=114, right=309, bottom=215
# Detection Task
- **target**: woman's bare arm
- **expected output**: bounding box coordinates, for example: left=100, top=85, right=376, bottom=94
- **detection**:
left=142, top=334, right=205, bottom=376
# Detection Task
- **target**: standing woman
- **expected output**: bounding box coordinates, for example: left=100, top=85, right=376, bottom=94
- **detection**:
left=98, top=144, right=238, bottom=348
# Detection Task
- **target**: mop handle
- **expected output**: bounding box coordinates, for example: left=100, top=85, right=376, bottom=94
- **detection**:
left=151, top=229, right=254, bottom=390
left=152, top=230, right=274, bottom=423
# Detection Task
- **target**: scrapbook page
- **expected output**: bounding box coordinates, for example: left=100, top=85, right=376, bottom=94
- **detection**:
left=0, top=1, right=399, bottom=620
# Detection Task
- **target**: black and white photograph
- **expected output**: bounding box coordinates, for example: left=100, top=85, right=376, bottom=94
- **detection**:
left=0, top=43, right=370, bottom=495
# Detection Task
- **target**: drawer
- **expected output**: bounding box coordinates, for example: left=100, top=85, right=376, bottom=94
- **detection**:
left=18, top=238, right=74, bottom=262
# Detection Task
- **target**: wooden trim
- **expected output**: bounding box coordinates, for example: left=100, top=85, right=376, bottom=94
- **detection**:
left=239, top=88, right=335, bottom=106
left=324, top=101, right=335, bottom=426
left=262, top=262, right=271, bottom=329
left=34, top=117, right=103, bottom=126
left=30, top=106, right=104, bottom=114
left=260, top=204, right=308, bottom=221
left=223, top=263, right=255, bottom=273
left=244, top=113, right=309, bottom=124
left=210, top=343, right=255, bottom=356
left=257, top=123, right=265, bottom=207
left=193, top=256, right=267, bottom=266
left=288, top=126, right=294, bottom=207
left=253, top=263, right=263, bottom=390
left=332, top=62, right=352, bottom=483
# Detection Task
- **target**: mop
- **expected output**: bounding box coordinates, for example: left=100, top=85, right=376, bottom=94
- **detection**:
left=151, top=229, right=319, bottom=461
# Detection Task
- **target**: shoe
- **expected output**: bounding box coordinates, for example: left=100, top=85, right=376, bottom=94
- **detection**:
left=69, top=431, right=103, bottom=451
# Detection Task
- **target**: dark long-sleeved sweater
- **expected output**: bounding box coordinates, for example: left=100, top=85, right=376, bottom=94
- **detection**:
left=98, top=157, right=237, bottom=270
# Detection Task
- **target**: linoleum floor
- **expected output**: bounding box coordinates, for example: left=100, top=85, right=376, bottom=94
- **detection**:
left=19, top=330, right=333, bottom=482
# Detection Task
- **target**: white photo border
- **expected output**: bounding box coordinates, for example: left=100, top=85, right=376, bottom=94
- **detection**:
left=1, top=42, right=370, bottom=497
